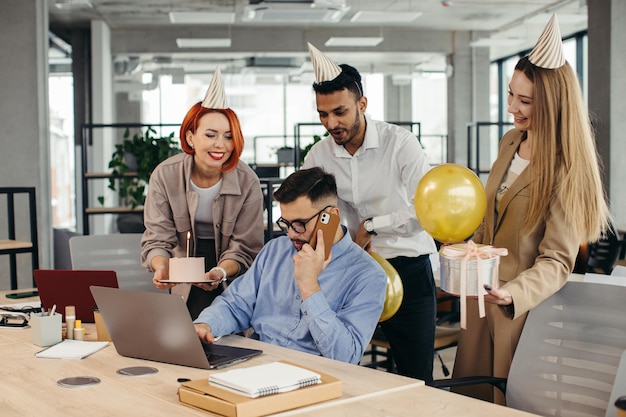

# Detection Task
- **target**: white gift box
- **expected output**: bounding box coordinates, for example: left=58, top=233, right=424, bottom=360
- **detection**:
left=439, top=247, right=499, bottom=296
left=438, top=241, right=508, bottom=329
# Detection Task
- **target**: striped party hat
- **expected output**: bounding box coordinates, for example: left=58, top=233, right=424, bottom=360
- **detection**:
left=201, top=67, right=227, bottom=109
left=308, top=42, right=342, bottom=83
left=528, top=13, right=565, bottom=69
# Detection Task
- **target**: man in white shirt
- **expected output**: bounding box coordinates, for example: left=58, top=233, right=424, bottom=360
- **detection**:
left=302, top=43, right=438, bottom=382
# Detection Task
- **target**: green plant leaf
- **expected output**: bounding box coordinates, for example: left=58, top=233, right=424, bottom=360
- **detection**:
left=107, top=127, right=181, bottom=207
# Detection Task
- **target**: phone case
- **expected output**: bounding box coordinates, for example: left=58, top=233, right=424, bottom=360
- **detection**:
left=309, top=211, right=340, bottom=260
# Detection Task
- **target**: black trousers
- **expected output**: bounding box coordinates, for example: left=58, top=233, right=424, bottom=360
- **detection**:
left=186, top=238, right=223, bottom=320
left=380, top=254, right=436, bottom=382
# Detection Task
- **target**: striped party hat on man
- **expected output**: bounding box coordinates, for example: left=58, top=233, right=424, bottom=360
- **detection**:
left=308, top=42, right=342, bottom=83
left=528, top=13, right=565, bottom=69
left=201, top=67, right=227, bottom=109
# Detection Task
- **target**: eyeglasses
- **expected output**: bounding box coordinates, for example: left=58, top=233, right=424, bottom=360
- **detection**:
left=276, top=205, right=332, bottom=234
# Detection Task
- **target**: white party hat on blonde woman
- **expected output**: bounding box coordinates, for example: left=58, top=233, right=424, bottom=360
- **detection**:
left=307, top=42, right=342, bottom=83
left=528, top=13, right=565, bottom=69
left=201, top=67, right=227, bottom=109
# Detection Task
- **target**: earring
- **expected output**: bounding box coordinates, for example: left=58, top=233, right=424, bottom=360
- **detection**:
left=189, top=144, right=194, bottom=149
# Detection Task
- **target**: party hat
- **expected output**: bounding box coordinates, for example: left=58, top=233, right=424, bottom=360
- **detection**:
left=528, top=13, right=565, bottom=69
left=307, top=42, right=342, bottom=83
left=201, top=67, right=227, bottom=109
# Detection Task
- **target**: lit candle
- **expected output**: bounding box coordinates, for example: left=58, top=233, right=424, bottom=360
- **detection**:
left=186, top=231, right=191, bottom=258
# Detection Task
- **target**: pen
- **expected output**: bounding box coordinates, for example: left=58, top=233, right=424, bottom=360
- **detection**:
left=49, top=304, right=56, bottom=317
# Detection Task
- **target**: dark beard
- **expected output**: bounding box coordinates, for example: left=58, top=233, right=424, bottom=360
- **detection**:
left=333, top=110, right=361, bottom=147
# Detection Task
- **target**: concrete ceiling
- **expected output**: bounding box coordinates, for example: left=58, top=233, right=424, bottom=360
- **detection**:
left=48, top=0, right=588, bottom=80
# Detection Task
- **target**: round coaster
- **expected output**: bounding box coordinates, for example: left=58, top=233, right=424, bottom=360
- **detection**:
left=116, top=366, right=159, bottom=376
left=57, top=376, right=101, bottom=388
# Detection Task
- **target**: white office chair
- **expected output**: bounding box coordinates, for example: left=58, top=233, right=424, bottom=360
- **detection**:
left=432, top=281, right=626, bottom=416
left=69, top=233, right=159, bottom=293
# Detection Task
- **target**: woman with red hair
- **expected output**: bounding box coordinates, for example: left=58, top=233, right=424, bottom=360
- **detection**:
left=141, top=69, right=264, bottom=319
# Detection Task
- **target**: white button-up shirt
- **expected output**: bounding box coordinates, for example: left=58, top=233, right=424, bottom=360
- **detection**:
left=303, top=115, right=437, bottom=258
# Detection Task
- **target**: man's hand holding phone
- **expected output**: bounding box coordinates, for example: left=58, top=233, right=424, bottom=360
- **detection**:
left=293, top=211, right=339, bottom=299
left=309, top=211, right=340, bottom=260
left=293, top=229, right=327, bottom=299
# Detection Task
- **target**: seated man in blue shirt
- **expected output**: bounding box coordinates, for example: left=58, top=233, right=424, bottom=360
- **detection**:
left=194, top=167, right=387, bottom=364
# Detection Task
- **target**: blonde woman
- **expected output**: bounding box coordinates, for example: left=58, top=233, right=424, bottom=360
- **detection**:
left=451, top=14, right=611, bottom=405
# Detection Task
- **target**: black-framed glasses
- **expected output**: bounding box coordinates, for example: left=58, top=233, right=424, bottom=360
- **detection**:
left=276, top=205, right=332, bottom=234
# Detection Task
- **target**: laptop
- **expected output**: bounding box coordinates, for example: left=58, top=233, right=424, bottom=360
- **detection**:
left=34, top=269, right=119, bottom=323
left=90, top=286, right=262, bottom=370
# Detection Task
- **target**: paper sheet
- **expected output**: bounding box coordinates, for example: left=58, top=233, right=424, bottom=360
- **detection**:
left=35, top=339, right=109, bottom=359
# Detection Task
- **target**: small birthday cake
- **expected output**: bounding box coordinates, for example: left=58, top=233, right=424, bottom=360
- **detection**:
left=439, top=242, right=507, bottom=296
left=169, top=257, right=206, bottom=283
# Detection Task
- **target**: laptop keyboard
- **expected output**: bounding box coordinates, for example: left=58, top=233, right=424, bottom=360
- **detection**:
left=206, top=353, right=227, bottom=362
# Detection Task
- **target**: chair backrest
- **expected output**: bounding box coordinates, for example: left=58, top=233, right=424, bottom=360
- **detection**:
left=587, top=222, right=622, bottom=274
left=506, top=282, right=626, bottom=416
left=69, top=233, right=159, bottom=293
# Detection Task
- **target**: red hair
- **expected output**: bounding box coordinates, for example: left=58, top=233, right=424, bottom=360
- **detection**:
left=179, top=103, right=244, bottom=173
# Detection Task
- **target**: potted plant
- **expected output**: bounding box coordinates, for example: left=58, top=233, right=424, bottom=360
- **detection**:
left=276, top=146, right=295, bottom=164
left=99, top=126, right=181, bottom=208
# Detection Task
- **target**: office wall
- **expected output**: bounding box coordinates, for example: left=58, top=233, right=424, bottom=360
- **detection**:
left=0, top=0, right=52, bottom=289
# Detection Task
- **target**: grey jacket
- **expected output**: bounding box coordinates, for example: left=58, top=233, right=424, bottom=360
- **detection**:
left=141, top=153, right=265, bottom=290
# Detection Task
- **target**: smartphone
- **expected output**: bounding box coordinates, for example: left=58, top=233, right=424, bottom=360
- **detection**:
left=309, top=211, right=340, bottom=260
left=5, top=290, right=39, bottom=299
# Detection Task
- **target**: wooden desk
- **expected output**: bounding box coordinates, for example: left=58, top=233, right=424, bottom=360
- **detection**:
left=0, top=290, right=540, bottom=417
left=281, top=384, right=540, bottom=417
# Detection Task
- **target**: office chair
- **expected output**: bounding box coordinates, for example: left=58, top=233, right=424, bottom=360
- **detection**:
left=430, top=281, right=626, bottom=417
left=69, top=233, right=159, bottom=293
left=587, top=221, right=624, bottom=275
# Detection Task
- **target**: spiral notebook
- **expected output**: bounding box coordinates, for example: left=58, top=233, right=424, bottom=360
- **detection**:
left=209, top=361, right=321, bottom=398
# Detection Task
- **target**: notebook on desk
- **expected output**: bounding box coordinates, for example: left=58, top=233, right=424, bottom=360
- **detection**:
left=90, top=286, right=262, bottom=370
left=34, top=269, right=118, bottom=323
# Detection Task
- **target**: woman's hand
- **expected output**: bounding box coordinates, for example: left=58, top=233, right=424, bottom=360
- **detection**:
left=153, top=268, right=176, bottom=290
left=483, top=284, right=513, bottom=306
left=193, top=267, right=227, bottom=291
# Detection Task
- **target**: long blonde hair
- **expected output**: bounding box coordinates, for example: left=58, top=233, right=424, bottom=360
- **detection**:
left=515, top=56, right=610, bottom=242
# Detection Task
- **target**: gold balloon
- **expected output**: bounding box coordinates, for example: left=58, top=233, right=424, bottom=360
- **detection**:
left=414, top=163, right=486, bottom=244
left=370, top=251, right=404, bottom=322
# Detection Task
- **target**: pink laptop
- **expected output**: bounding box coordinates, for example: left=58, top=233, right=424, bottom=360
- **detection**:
left=34, top=270, right=118, bottom=323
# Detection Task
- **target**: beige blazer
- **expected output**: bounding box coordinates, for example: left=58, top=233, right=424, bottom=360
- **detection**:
left=452, top=129, right=581, bottom=403
left=472, top=128, right=579, bottom=319
left=141, top=153, right=265, bottom=299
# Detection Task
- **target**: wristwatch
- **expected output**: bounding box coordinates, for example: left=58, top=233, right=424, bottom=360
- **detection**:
left=364, top=218, right=377, bottom=235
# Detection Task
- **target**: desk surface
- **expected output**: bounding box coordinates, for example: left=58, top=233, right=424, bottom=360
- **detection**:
left=0, top=289, right=539, bottom=417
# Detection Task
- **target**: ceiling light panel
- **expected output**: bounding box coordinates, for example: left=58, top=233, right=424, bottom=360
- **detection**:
left=168, top=12, right=236, bottom=24
left=325, top=37, right=384, bottom=47
left=350, top=11, right=422, bottom=23
left=243, top=3, right=349, bottom=23
left=176, top=38, right=232, bottom=48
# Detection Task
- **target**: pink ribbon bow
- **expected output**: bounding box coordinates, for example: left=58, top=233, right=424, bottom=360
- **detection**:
left=441, top=240, right=508, bottom=329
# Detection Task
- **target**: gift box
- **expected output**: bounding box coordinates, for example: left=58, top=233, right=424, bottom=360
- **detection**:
left=439, top=244, right=499, bottom=296
left=438, top=241, right=508, bottom=328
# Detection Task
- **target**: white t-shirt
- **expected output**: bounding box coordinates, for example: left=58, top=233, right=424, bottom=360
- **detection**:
left=191, top=179, right=221, bottom=239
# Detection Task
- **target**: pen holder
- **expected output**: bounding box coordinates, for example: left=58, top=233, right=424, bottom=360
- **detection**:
left=93, top=310, right=112, bottom=342
left=31, top=312, right=62, bottom=347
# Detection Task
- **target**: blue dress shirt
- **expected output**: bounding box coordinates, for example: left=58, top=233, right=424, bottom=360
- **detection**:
left=194, top=227, right=386, bottom=364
